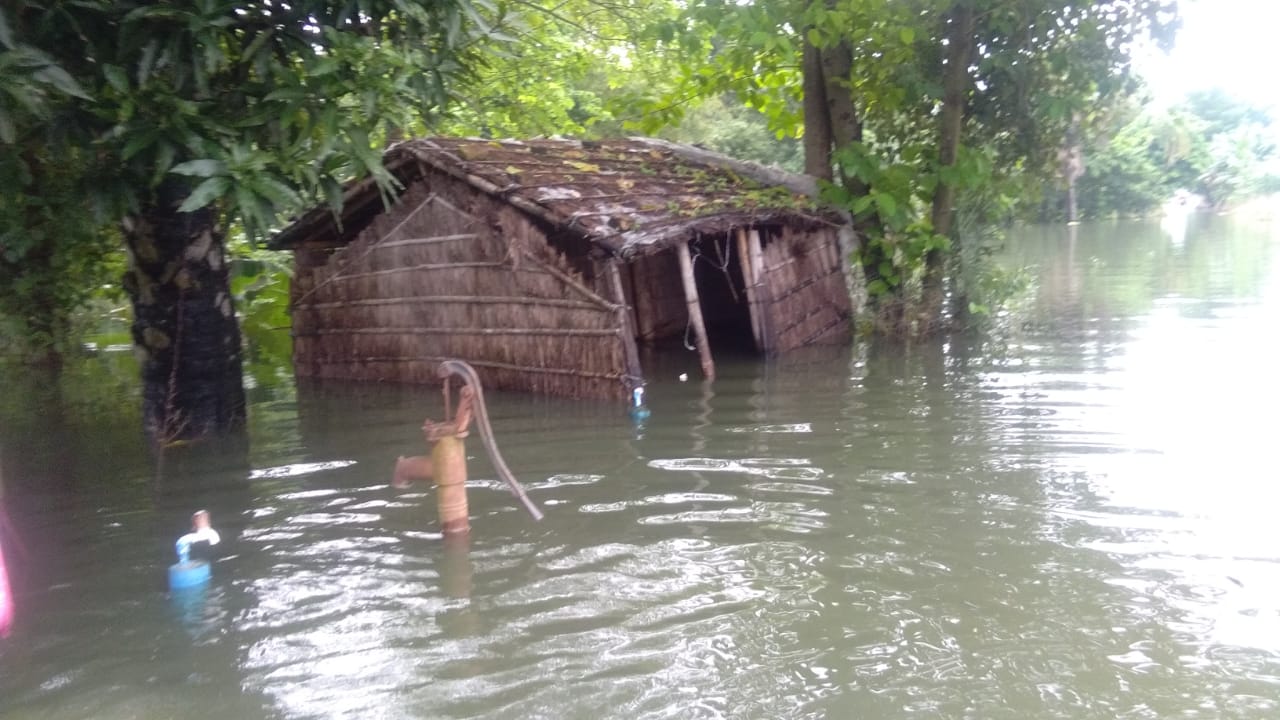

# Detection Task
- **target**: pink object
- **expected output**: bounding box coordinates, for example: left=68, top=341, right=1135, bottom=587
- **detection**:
left=0, top=535, right=11, bottom=637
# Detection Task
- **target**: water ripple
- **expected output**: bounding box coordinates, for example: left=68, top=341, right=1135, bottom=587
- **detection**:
left=648, top=457, right=826, bottom=481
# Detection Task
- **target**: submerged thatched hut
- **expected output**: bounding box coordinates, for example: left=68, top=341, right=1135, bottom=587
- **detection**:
left=270, top=137, right=852, bottom=399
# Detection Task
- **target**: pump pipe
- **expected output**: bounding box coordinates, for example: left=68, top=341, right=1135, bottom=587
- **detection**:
left=436, top=360, right=544, bottom=522
left=423, top=385, right=474, bottom=535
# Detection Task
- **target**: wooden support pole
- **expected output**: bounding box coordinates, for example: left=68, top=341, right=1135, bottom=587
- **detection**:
left=735, top=228, right=763, bottom=351
left=296, top=295, right=609, bottom=312
left=676, top=242, right=716, bottom=381
left=520, top=250, right=618, bottom=312
left=301, top=327, right=618, bottom=337
left=606, top=259, right=644, bottom=387
left=746, top=229, right=774, bottom=352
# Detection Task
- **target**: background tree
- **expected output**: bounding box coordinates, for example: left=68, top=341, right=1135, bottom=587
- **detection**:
left=0, top=16, right=122, bottom=366
left=1076, top=90, right=1276, bottom=217
left=2, top=0, right=501, bottom=442
left=628, top=0, right=1179, bottom=334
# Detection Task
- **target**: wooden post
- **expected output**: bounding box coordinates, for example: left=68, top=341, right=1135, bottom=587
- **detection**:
left=746, top=229, right=773, bottom=352
left=607, top=258, right=644, bottom=389
left=736, top=228, right=763, bottom=351
left=676, top=242, right=715, bottom=381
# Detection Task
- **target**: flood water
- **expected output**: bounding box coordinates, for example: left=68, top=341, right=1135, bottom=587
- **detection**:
left=1, top=214, right=1278, bottom=719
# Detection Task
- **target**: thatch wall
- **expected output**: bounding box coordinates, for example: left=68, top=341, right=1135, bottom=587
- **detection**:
left=290, top=169, right=635, bottom=398
left=621, top=251, right=687, bottom=342
left=757, top=226, right=850, bottom=351
left=609, top=225, right=849, bottom=356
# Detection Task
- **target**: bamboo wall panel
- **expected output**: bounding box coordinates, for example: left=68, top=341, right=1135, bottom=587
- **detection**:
left=627, top=250, right=686, bottom=341
left=759, top=227, right=851, bottom=352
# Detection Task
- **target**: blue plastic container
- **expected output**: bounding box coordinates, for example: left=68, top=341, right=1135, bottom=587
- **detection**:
left=168, top=532, right=213, bottom=591
left=629, top=386, right=651, bottom=420
left=168, top=560, right=211, bottom=589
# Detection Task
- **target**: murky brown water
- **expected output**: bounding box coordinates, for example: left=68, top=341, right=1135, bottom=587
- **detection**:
left=1, top=213, right=1278, bottom=719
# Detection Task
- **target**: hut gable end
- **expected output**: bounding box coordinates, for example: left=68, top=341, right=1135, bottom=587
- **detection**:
left=289, top=166, right=630, bottom=397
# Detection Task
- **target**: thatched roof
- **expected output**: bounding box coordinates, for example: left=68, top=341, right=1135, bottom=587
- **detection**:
left=270, top=137, right=834, bottom=257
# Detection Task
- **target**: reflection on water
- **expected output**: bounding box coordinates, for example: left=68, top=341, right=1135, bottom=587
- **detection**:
left=1, top=214, right=1279, bottom=718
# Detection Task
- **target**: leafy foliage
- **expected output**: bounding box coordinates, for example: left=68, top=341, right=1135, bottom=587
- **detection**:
left=417, top=0, right=685, bottom=139
left=12, top=0, right=497, bottom=236
left=228, top=240, right=295, bottom=387
left=622, top=0, right=1179, bottom=328
left=657, top=95, right=804, bottom=171
left=1, top=0, right=504, bottom=367
left=1077, top=91, right=1276, bottom=217
left=0, top=144, right=123, bottom=363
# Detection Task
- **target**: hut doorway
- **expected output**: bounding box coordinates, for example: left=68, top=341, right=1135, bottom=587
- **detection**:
left=625, top=234, right=758, bottom=366
left=686, top=235, right=755, bottom=354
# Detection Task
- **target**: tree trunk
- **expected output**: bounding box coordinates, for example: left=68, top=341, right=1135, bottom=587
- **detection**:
left=922, top=1, right=976, bottom=333
left=122, top=180, right=246, bottom=443
left=805, top=28, right=887, bottom=331
left=813, top=37, right=915, bottom=334
left=818, top=40, right=863, bottom=187
left=802, top=39, right=834, bottom=181
left=799, top=39, right=863, bottom=320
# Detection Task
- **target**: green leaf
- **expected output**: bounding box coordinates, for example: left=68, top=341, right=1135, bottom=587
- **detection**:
left=121, top=131, right=158, bottom=161
left=151, top=142, right=176, bottom=187
left=33, top=64, right=91, bottom=100
left=0, top=8, right=13, bottom=49
left=178, top=176, right=229, bottom=212
left=322, top=177, right=344, bottom=216
left=899, top=27, right=915, bottom=45
left=874, top=191, right=897, bottom=218
left=253, top=176, right=303, bottom=209
left=104, top=64, right=129, bottom=93
left=242, top=29, right=275, bottom=62
left=264, top=87, right=306, bottom=102
left=170, top=159, right=224, bottom=177
left=137, top=39, right=158, bottom=85
left=866, top=279, right=890, bottom=296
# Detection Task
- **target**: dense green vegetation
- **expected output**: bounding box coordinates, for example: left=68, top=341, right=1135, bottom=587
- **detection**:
left=4, top=0, right=1274, bottom=440
left=1077, top=89, right=1278, bottom=218
left=2, top=0, right=501, bottom=440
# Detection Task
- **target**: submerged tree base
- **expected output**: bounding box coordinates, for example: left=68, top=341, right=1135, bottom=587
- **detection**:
left=123, top=180, right=246, bottom=443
